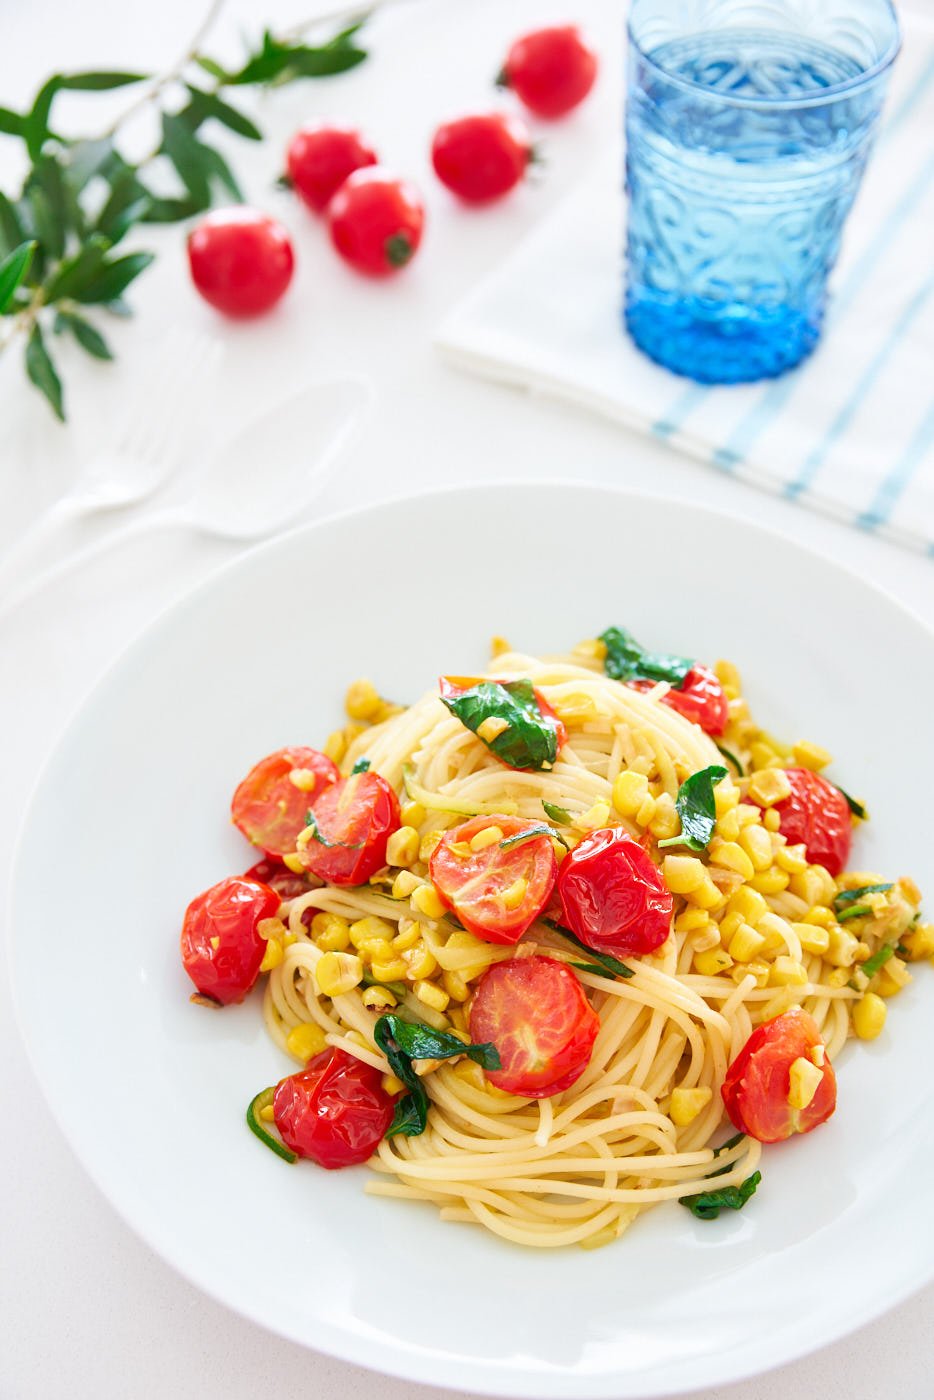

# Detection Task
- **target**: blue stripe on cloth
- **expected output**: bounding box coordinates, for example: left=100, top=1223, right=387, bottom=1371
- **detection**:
left=880, top=45, right=934, bottom=142
left=785, top=271, right=934, bottom=500
left=652, top=383, right=707, bottom=439
left=856, top=398, right=934, bottom=529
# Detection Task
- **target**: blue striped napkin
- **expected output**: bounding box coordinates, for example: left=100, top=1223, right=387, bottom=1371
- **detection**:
left=437, top=12, right=934, bottom=554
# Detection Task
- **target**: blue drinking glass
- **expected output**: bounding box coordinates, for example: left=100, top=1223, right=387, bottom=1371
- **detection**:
left=624, top=0, right=900, bottom=383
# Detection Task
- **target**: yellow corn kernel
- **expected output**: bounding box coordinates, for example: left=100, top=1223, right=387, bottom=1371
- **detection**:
left=716, top=809, right=741, bottom=843
left=669, top=1086, right=713, bottom=1126
left=708, top=840, right=755, bottom=881
left=554, top=692, right=598, bottom=723
left=675, top=908, right=711, bottom=934
left=381, top=1073, right=406, bottom=1095
left=727, top=885, right=768, bottom=926
left=827, top=926, right=861, bottom=967
left=442, top=969, right=470, bottom=1003
left=574, top=800, right=611, bottom=832
left=345, top=678, right=381, bottom=721
left=749, top=740, right=780, bottom=770
left=736, top=802, right=763, bottom=829
left=469, top=825, right=504, bottom=852
left=209, top=936, right=220, bottom=951
left=286, top=1022, right=328, bottom=1061
left=391, top=921, right=422, bottom=952
left=348, top=916, right=394, bottom=950
left=501, top=876, right=528, bottom=910
left=729, top=960, right=769, bottom=989
left=852, top=992, right=887, bottom=1039
left=738, top=825, right=772, bottom=872
left=386, top=825, right=419, bottom=867
left=747, top=768, right=793, bottom=807
left=714, top=782, right=740, bottom=816
left=792, top=739, right=832, bottom=771
left=447, top=1006, right=469, bottom=1034
left=362, top=985, right=398, bottom=1010
left=794, top=920, right=830, bottom=955
left=692, top=924, right=721, bottom=953
left=415, top=980, right=450, bottom=1013
left=788, top=1056, right=823, bottom=1110
left=370, top=956, right=408, bottom=983
left=714, top=658, right=742, bottom=692
left=446, top=841, right=473, bottom=858
left=315, top=951, right=363, bottom=997
left=694, top=948, right=733, bottom=976
left=259, top=938, right=284, bottom=972
left=477, top=716, right=510, bottom=744
left=749, top=867, right=790, bottom=895
left=392, top=869, right=421, bottom=900
left=490, top=635, right=511, bottom=658
left=419, top=831, right=443, bottom=861
left=826, top=967, right=850, bottom=988
left=573, top=637, right=607, bottom=662
left=322, top=728, right=347, bottom=764
left=662, top=855, right=707, bottom=894
left=312, top=913, right=351, bottom=951
left=686, top=875, right=723, bottom=910
left=875, top=957, right=911, bottom=998
left=257, top=917, right=287, bottom=942
left=287, top=767, right=320, bottom=793
left=400, top=800, right=426, bottom=829
left=403, top=943, right=438, bottom=980
left=759, top=986, right=802, bottom=1020
left=762, top=808, right=781, bottom=832
left=770, top=956, right=808, bottom=987
left=729, top=924, right=767, bottom=962
left=717, top=910, right=744, bottom=942
left=900, top=923, right=934, bottom=961
left=649, top=793, right=679, bottom=840
left=635, top=793, right=657, bottom=827
left=774, top=842, right=808, bottom=874
left=412, top=884, right=446, bottom=920
left=803, top=905, right=834, bottom=927
left=281, top=851, right=306, bottom=875
left=259, top=1103, right=275, bottom=1123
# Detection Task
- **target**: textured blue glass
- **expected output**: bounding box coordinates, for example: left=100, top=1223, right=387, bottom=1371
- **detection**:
left=625, top=0, right=900, bottom=383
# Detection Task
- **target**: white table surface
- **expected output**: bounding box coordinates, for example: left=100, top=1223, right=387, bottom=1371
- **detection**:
left=2, top=1, right=932, bottom=1397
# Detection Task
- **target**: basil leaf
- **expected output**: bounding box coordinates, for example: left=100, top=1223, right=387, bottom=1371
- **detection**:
left=0, top=240, right=35, bottom=314
left=542, top=800, right=572, bottom=825
left=441, top=678, right=560, bottom=771
left=303, top=808, right=363, bottom=851
left=374, top=1013, right=500, bottom=1139
left=658, top=765, right=728, bottom=852
left=351, top=758, right=371, bottom=774
left=712, top=1130, right=746, bottom=1158
left=544, top=920, right=635, bottom=979
left=387, top=1092, right=425, bottom=1138
left=834, top=883, right=892, bottom=908
left=24, top=323, right=63, bottom=420
left=837, top=786, right=867, bottom=820
left=500, top=823, right=569, bottom=852
left=600, top=626, right=693, bottom=687
left=715, top=743, right=744, bottom=776
left=680, top=1171, right=761, bottom=1220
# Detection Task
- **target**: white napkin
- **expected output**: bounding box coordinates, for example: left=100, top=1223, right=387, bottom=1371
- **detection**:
left=438, top=13, right=934, bottom=555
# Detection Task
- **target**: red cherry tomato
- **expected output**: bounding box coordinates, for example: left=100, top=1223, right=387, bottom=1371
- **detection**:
left=231, top=747, right=340, bottom=861
left=286, top=123, right=378, bottom=213
left=180, top=875, right=280, bottom=1005
left=557, top=827, right=672, bottom=958
left=761, top=767, right=852, bottom=877
left=722, top=1009, right=837, bottom=1143
left=297, top=768, right=400, bottom=885
left=187, top=207, right=294, bottom=317
left=431, top=113, right=532, bottom=203
left=468, top=955, right=599, bottom=1097
left=500, top=26, right=598, bottom=118
left=273, top=1048, right=395, bottom=1168
left=429, top=815, right=557, bottom=945
left=326, top=169, right=424, bottom=275
left=627, top=665, right=729, bottom=736
left=243, top=858, right=311, bottom=901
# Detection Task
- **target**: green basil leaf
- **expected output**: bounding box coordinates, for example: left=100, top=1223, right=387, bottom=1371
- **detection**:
left=658, top=765, right=728, bottom=852
left=24, top=323, right=64, bottom=421
left=387, top=1090, right=426, bottom=1138
left=544, top=920, right=635, bottom=978
left=71, top=250, right=154, bottom=304
left=715, top=743, right=744, bottom=776
left=441, top=678, right=560, bottom=771
left=500, top=823, right=569, bottom=852
left=711, top=1130, right=746, bottom=1158
left=600, top=626, right=694, bottom=687
left=183, top=85, right=263, bottom=141
left=837, top=786, right=867, bottom=820
left=374, top=1012, right=500, bottom=1139
left=54, top=310, right=113, bottom=360
left=542, top=800, right=572, bottom=825
left=0, top=241, right=36, bottom=314
left=834, top=883, right=892, bottom=908
left=351, top=758, right=371, bottom=774
left=680, top=1171, right=761, bottom=1220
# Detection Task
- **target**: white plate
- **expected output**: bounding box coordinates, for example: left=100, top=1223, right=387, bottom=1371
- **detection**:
left=10, top=484, right=934, bottom=1398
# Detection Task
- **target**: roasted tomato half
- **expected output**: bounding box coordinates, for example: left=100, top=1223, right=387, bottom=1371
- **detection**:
left=722, top=1009, right=837, bottom=1143
left=430, top=815, right=557, bottom=944
left=180, top=875, right=280, bottom=1005
left=231, top=747, right=339, bottom=860
left=556, top=827, right=672, bottom=957
left=273, top=1048, right=396, bottom=1167
left=297, top=768, right=400, bottom=886
left=760, top=766, right=852, bottom=877
left=628, top=664, right=728, bottom=736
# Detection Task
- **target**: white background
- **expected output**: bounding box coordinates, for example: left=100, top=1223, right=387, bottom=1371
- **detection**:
left=2, top=0, right=932, bottom=1397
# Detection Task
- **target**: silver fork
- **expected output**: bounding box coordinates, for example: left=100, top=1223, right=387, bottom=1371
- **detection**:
left=0, top=327, right=221, bottom=602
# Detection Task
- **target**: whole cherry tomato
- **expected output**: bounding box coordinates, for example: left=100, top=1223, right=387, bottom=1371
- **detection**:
left=327, top=169, right=424, bottom=275
left=722, top=1008, right=837, bottom=1143
left=187, top=207, right=294, bottom=316
left=468, top=955, right=599, bottom=1098
left=498, top=26, right=598, bottom=118
left=431, top=113, right=532, bottom=203
left=180, top=875, right=280, bottom=1005
left=243, top=858, right=312, bottom=902
left=286, top=123, right=378, bottom=213
left=628, top=664, right=729, bottom=737
left=761, top=767, right=852, bottom=877
left=557, top=827, right=672, bottom=957
left=273, top=1047, right=395, bottom=1168
left=297, top=768, right=400, bottom=885
left=429, top=815, right=557, bottom=944
left=231, top=747, right=340, bottom=861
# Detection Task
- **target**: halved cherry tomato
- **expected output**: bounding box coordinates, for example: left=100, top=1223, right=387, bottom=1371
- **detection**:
left=722, top=1008, right=837, bottom=1143
left=431, top=113, right=532, bottom=203
left=243, top=858, right=311, bottom=901
left=429, top=815, right=557, bottom=945
left=297, top=768, right=400, bottom=885
left=557, top=827, right=672, bottom=957
left=499, top=26, right=598, bottom=119
left=273, top=1047, right=395, bottom=1168
left=231, top=747, right=339, bottom=861
left=180, top=875, right=280, bottom=1005
left=761, top=767, right=852, bottom=877
left=628, top=664, right=728, bottom=736
left=468, top=955, right=599, bottom=1097
left=326, top=168, right=424, bottom=276
left=286, top=123, right=377, bottom=213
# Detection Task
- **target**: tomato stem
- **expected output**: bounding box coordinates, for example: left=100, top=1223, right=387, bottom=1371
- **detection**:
left=384, top=233, right=413, bottom=268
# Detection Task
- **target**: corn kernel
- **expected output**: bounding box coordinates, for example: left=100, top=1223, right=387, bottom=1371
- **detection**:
left=714, top=782, right=741, bottom=816
left=259, top=938, right=284, bottom=972
left=694, top=948, right=733, bottom=976
left=349, top=916, right=394, bottom=950
left=759, top=986, right=802, bottom=1020
left=345, top=678, right=381, bottom=721
left=714, top=658, right=742, bottom=692
left=443, top=969, right=470, bottom=1002
left=400, top=800, right=426, bottom=829
left=574, top=800, right=611, bottom=832
left=419, top=831, right=443, bottom=861
left=315, top=951, right=363, bottom=997
left=209, top=936, right=220, bottom=951
left=287, top=767, right=320, bottom=793
left=669, top=1086, right=713, bottom=1126
left=573, top=638, right=607, bottom=661
left=686, top=875, right=723, bottom=910
left=323, top=729, right=347, bottom=764
left=554, top=692, right=598, bottom=723
left=875, top=957, right=911, bottom=998
left=727, top=885, right=768, bottom=926
left=477, top=716, right=510, bottom=744
left=281, top=851, right=306, bottom=875
left=739, top=825, right=772, bottom=872
left=649, top=793, right=679, bottom=840
left=792, top=740, right=832, bottom=771
left=662, top=855, right=707, bottom=894
left=259, top=1104, right=275, bottom=1123
left=708, top=840, right=755, bottom=881
left=827, top=926, right=861, bottom=967
left=490, top=635, right=511, bottom=658
left=257, top=917, right=286, bottom=942
left=415, top=980, right=450, bottom=1013
left=852, top=992, right=887, bottom=1040
left=362, top=986, right=398, bottom=1010
left=718, top=910, right=744, bottom=942
left=749, top=868, right=790, bottom=895
left=469, top=825, right=504, bottom=852
left=412, top=884, right=446, bottom=920
left=392, top=869, right=421, bottom=900
left=774, top=842, right=808, bottom=874
left=795, top=920, right=830, bottom=955
left=826, top=967, right=851, bottom=988
left=370, top=956, right=408, bottom=983
left=403, top=943, right=438, bottom=980
left=501, top=876, right=528, bottom=910
left=692, top=924, right=721, bottom=953
left=392, top=921, right=422, bottom=952
left=729, top=924, right=767, bottom=962
left=788, top=1056, right=823, bottom=1110
left=901, top=923, right=934, bottom=961
left=763, top=809, right=781, bottom=832
left=749, top=740, right=780, bottom=769
left=286, top=1022, right=328, bottom=1060
left=386, top=826, right=419, bottom=867
left=675, top=908, right=711, bottom=934
left=381, top=1073, right=406, bottom=1095
left=748, top=768, right=793, bottom=807
left=810, top=1042, right=826, bottom=1067
left=770, top=956, right=808, bottom=987
left=736, top=803, right=762, bottom=829
left=635, top=793, right=657, bottom=826
left=716, top=809, right=741, bottom=843
left=312, top=913, right=351, bottom=951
